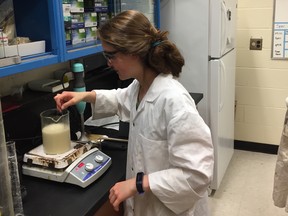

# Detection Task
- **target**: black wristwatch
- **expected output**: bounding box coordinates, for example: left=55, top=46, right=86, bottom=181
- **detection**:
left=136, top=172, right=145, bottom=194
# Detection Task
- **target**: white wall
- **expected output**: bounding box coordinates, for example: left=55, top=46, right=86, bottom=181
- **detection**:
left=235, top=0, right=288, bottom=145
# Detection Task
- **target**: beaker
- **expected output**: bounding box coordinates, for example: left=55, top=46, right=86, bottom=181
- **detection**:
left=40, top=109, right=71, bottom=155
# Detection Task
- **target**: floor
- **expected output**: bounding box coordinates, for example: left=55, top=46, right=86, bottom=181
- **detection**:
left=208, top=149, right=287, bottom=216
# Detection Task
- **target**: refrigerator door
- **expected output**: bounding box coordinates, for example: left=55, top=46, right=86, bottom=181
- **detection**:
left=160, top=0, right=210, bottom=122
left=209, top=0, right=237, bottom=58
left=209, top=49, right=235, bottom=189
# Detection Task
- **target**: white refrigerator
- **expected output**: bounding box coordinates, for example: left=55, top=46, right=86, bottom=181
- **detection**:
left=160, top=0, right=237, bottom=190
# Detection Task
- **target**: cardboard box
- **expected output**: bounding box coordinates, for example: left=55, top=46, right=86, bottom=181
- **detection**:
left=71, top=13, right=85, bottom=29
left=97, top=13, right=109, bottom=28
left=84, top=12, right=97, bottom=27
left=85, top=27, right=97, bottom=42
left=0, top=40, right=45, bottom=58
left=65, top=30, right=72, bottom=45
left=84, top=0, right=95, bottom=12
left=95, top=0, right=108, bottom=12
left=70, top=0, right=84, bottom=13
left=63, top=4, right=72, bottom=29
left=72, top=28, right=85, bottom=45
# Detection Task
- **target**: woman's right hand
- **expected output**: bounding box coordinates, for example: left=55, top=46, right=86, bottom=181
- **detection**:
left=54, top=91, right=89, bottom=112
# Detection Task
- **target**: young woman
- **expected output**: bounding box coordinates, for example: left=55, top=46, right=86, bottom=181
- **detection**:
left=54, top=10, right=214, bottom=216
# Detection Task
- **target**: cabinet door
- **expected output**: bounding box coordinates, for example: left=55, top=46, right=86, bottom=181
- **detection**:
left=0, top=0, right=62, bottom=78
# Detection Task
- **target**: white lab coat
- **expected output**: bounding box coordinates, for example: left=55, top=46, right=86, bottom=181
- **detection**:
left=91, top=74, right=214, bottom=216
left=273, top=109, right=288, bottom=212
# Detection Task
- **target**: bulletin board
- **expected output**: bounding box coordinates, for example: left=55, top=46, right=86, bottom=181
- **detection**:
left=272, top=0, right=288, bottom=59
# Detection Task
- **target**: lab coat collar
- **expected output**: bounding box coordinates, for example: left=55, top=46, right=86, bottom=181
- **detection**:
left=134, top=74, right=173, bottom=115
left=132, top=73, right=173, bottom=114
left=144, top=73, right=174, bottom=103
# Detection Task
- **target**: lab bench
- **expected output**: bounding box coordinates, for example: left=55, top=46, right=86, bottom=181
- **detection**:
left=22, top=141, right=127, bottom=216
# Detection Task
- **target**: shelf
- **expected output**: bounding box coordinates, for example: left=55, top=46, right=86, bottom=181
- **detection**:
left=0, top=0, right=160, bottom=78
left=64, top=43, right=103, bottom=61
left=0, top=54, right=59, bottom=78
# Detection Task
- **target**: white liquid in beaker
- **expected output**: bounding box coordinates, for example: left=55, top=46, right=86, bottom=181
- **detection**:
left=42, top=123, right=71, bottom=154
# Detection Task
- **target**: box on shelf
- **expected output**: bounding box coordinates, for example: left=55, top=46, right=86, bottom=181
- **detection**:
left=65, top=30, right=72, bottom=45
left=84, top=0, right=95, bottom=12
left=63, top=4, right=72, bottom=29
left=95, top=0, right=107, bottom=6
left=70, top=0, right=84, bottom=13
left=97, top=13, right=109, bottom=28
left=0, top=41, right=45, bottom=59
left=71, top=13, right=85, bottom=29
left=72, top=28, right=86, bottom=45
left=85, top=27, right=97, bottom=42
left=84, top=12, right=97, bottom=27
left=95, top=5, right=108, bottom=13
left=95, top=0, right=108, bottom=12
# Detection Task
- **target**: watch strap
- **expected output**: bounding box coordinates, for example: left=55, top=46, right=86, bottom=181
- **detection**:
left=136, top=172, right=145, bottom=194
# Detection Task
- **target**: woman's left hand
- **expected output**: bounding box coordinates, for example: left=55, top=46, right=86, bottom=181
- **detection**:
left=109, top=178, right=137, bottom=211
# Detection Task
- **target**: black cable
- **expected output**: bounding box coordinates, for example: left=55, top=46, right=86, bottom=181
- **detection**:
left=60, top=71, right=70, bottom=90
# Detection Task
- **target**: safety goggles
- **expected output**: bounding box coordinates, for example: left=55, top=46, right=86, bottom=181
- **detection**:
left=102, top=50, right=119, bottom=61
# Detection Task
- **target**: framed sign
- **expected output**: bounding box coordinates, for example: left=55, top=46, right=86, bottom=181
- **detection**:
left=272, top=0, right=288, bottom=59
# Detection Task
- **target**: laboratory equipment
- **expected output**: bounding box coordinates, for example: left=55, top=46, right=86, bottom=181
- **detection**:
left=22, top=107, right=112, bottom=188
left=73, top=62, right=89, bottom=141
left=22, top=145, right=111, bottom=188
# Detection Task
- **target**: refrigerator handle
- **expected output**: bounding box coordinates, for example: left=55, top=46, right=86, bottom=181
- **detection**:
left=221, top=1, right=230, bottom=54
left=219, top=59, right=226, bottom=111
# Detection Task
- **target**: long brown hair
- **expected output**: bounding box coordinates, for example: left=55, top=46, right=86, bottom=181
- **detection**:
left=98, top=10, right=184, bottom=77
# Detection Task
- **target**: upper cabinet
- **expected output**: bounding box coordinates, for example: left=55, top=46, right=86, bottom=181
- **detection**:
left=0, top=0, right=160, bottom=78
left=0, top=0, right=61, bottom=77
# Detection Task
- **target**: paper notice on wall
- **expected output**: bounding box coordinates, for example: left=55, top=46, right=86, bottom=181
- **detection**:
left=272, top=25, right=287, bottom=58
left=272, top=0, right=288, bottom=59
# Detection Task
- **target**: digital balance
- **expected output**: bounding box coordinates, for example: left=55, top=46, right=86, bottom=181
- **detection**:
left=22, top=142, right=112, bottom=188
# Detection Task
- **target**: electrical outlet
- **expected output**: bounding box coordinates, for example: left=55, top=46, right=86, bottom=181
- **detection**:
left=250, top=38, right=263, bottom=50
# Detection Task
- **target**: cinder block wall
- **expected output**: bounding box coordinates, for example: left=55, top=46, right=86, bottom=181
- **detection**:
left=235, top=0, right=288, bottom=145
